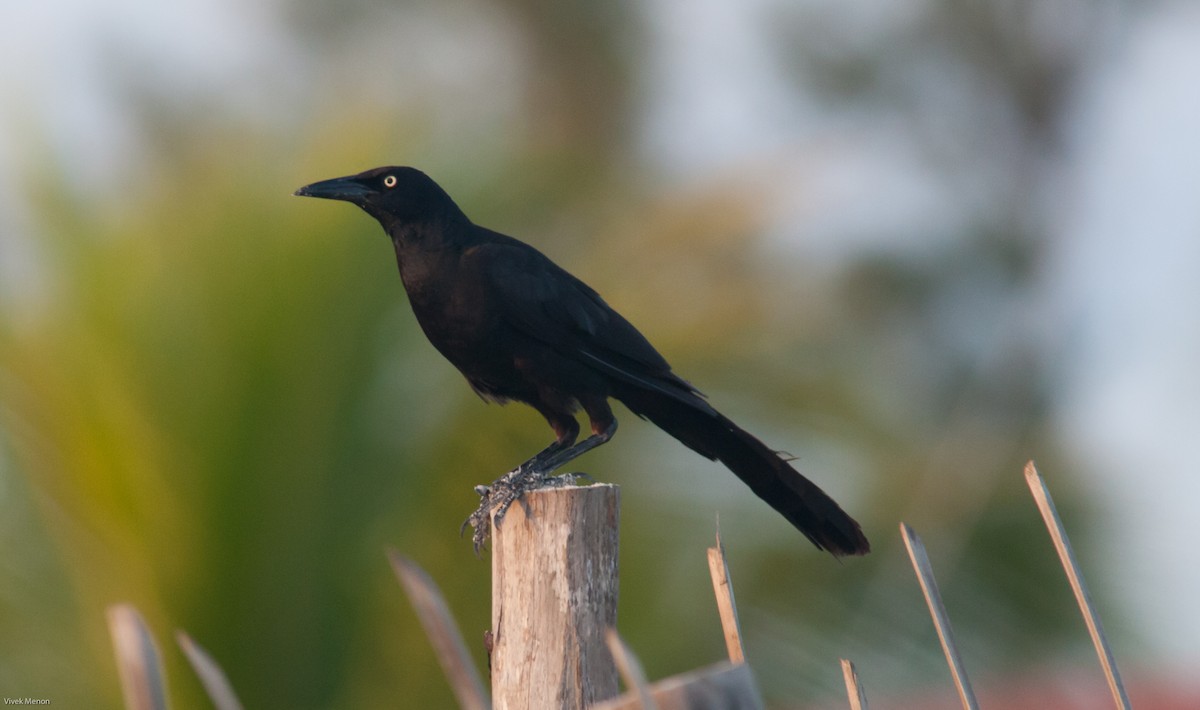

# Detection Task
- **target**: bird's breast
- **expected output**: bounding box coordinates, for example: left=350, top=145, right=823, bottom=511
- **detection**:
left=394, top=246, right=542, bottom=402
left=401, top=271, right=513, bottom=374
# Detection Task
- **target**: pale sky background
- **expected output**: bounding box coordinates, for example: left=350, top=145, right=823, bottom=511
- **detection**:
left=1046, top=0, right=1200, bottom=664
left=2, top=0, right=1198, bottom=672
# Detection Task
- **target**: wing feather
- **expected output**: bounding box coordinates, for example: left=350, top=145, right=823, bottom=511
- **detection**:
left=466, top=239, right=711, bottom=410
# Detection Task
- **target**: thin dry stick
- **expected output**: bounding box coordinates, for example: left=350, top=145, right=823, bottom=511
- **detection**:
left=706, top=528, right=745, bottom=664
left=839, top=659, right=868, bottom=710
left=1024, top=461, right=1132, bottom=710
left=176, top=631, right=244, bottom=710
left=604, top=629, right=658, bottom=710
left=900, top=523, right=979, bottom=710
left=107, top=604, right=170, bottom=710
left=388, top=551, right=491, bottom=710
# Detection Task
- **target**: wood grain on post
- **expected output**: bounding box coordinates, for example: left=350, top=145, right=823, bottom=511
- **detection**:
left=490, top=483, right=620, bottom=709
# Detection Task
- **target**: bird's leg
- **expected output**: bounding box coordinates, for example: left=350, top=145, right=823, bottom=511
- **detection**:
left=466, top=413, right=618, bottom=554
left=468, top=438, right=569, bottom=502
left=464, top=413, right=583, bottom=553
left=523, top=438, right=571, bottom=470
left=528, top=418, right=617, bottom=474
left=488, top=419, right=617, bottom=525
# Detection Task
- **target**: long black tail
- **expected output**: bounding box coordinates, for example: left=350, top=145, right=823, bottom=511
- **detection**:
left=613, top=383, right=870, bottom=556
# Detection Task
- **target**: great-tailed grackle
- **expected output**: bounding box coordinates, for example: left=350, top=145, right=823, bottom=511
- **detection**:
left=295, top=166, right=869, bottom=556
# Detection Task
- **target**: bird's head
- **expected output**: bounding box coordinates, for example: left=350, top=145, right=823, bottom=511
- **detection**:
left=294, top=166, right=465, bottom=229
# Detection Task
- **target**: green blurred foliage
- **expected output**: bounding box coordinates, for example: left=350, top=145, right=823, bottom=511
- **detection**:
left=0, top=1, right=1110, bottom=707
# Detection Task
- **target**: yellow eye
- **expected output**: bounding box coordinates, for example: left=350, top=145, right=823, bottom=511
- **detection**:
left=383, top=175, right=398, bottom=188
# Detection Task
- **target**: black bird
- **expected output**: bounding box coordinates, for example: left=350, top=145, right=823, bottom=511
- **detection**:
left=295, top=166, right=869, bottom=557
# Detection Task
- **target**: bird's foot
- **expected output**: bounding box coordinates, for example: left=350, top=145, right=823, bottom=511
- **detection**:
left=463, top=463, right=547, bottom=554
left=462, top=466, right=590, bottom=555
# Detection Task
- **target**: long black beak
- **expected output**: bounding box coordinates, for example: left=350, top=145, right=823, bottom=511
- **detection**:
left=293, top=175, right=372, bottom=202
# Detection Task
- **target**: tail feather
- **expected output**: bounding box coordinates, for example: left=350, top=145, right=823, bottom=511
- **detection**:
left=613, top=383, right=870, bottom=556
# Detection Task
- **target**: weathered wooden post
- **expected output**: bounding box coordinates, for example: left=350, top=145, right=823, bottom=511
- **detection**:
left=489, top=483, right=621, bottom=709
